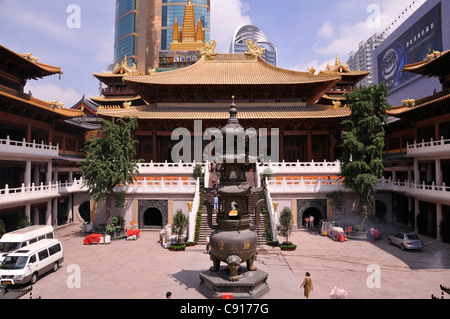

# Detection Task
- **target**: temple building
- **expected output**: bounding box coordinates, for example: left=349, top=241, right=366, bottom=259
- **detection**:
left=96, top=40, right=352, bottom=164
left=379, top=50, right=450, bottom=241
left=92, top=58, right=144, bottom=109
left=0, top=45, right=91, bottom=230
left=316, top=55, right=370, bottom=107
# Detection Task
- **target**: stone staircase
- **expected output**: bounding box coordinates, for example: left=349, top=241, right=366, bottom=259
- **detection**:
left=197, top=172, right=267, bottom=246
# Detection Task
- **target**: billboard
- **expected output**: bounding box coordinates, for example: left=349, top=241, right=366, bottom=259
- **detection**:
left=377, top=2, right=443, bottom=90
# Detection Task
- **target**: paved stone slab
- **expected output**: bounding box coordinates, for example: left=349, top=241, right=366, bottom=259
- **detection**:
left=23, top=223, right=450, bottom=299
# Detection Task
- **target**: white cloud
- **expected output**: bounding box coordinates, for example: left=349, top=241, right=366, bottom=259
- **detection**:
left=318, top=21, right=335, bottom=40
left=313, top=0, right=424, bottom=60
left=210, top=0, right=252, bottom=53
left=24, top=83, right=83, bottom=108
left=290, top=58, right=335, bottom=73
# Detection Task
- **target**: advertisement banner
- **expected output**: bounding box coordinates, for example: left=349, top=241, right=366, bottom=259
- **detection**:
left=377, top=3, right=442, bottom=90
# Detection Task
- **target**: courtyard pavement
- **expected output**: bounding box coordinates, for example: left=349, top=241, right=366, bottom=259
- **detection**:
left=23, top=223, right=450, bottom=300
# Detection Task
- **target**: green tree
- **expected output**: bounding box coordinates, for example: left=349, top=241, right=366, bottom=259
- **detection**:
left=340, top=84, right=391, bottom=230
left=277, top=207, right=293, bottom=244
left=82, top=117, right=140, bottom=225
left=172, top=209, right=188, bottom=244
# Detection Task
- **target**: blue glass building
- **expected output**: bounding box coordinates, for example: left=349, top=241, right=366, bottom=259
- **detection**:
left=114, top=0, right=138, bottom=67
left=230, top=25, right=278, bottom=66
left=114, top=0, right=210, bottom=69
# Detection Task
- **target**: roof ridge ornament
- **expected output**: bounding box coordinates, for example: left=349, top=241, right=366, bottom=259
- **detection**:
left=245, top=39, right=266, bottom=60
left=198, top=40, right=218, bottom=60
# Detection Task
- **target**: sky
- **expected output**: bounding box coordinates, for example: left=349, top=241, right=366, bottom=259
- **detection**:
left=0, top=0, right=425, bottom=107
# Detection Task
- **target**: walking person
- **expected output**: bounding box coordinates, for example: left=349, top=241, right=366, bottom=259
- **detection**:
left=309, top=215, right=314, bottom=230
left=206, top=234, right=211, bottom=253
left=300, top=272, right=313, bottom=299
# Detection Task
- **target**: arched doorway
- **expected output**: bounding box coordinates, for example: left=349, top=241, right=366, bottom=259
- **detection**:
left=138, top=200, right=168, bottom=230
left=143, top=208, right=163, bottom=229
left=79, top=201, right=90, bottom=223
left=375, top=200, right=387, bottom=220
left=302, top=207, right=322, bottom=228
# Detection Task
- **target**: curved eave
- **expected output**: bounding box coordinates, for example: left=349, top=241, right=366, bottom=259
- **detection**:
left=123, top=54, right=341, bottom=86
left=96, top=103, right=350, bottom=120
left=402, top=50, right=450, bottom=75
left=0, top=90, right=84, bottom=118
left=0, top=45, right=62, bottom=79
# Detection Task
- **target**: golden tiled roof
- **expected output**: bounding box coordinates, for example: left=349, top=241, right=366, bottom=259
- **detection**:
left=123, top=54, right=341, bottom=86
left=387, top=91, right=450, bottom=116
left=0, top=45, right=62, bottom=79
left=96, top=102, right=350, bottom=120
left=0, top=89, right=84, bottom=118
left=402, top=50, right=450, bottom=73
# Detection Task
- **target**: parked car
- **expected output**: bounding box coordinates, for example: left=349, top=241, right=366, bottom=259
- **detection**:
left=388, top=232, right=424, bottom=251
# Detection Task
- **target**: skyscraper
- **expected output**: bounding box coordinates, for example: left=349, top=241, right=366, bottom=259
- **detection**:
left=114, top=0, right=210, bottom=72
left=230, top=25, right=278, bottom=66
left=347, top=33, right=385, bottom=87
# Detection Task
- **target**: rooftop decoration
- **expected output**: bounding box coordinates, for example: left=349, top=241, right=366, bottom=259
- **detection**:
left=401, top=98, right=416, bottom=108
left=245, top=39, right=266, bottom=60
left=198, top=40, right=218, bottom=60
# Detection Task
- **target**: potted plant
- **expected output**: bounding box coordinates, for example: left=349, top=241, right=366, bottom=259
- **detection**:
left=277, top=207, right=296, bottom=251
left=170, top=209, right=187, bottom=251
left=106, top=216, right=125, bottom=238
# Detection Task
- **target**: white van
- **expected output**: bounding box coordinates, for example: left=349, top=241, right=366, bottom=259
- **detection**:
left=0, top=225, right=54, bottom=262
left=0, top=239, right=63, bottom=285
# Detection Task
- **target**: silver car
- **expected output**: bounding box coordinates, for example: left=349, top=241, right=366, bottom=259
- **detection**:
left=388, top=232, right=424, bottom=251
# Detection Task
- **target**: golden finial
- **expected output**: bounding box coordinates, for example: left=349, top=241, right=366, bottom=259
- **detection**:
left=308, top=67, right=315, bottom=76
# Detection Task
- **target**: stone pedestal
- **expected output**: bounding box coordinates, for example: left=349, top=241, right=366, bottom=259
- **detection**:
left=199, top=267, right=269, bottom=299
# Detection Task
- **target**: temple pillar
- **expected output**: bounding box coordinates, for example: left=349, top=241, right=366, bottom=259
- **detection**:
left=307, top=131, right=312, bottom=162
left=152, top=131, right=157, bottom=163
left=414, top=198, right=419, bottom=233
left=414, top=159, right=420, bottom=184
left=25, top=160, right=31, bottom=188
left=436, top=203, right=442, bottom=242
left=435, top=158, right=442, bottom=186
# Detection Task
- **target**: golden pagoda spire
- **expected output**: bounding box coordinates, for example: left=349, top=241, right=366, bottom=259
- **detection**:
left=172, top=17, right=180, bottom=43
left=181, top=0, right=196, bottom=42
left=196, top=17, right=204, bottom=43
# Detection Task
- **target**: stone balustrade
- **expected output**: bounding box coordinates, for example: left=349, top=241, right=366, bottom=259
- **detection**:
left=0, top=136, right=59, bottom=158
left=407, top=137, right=450, bottom=157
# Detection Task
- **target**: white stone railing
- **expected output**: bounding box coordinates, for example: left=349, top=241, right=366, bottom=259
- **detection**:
left=188, top=178, right=201, bottom=242
left=0, top=182, right=60, bottom=207
left=116, top=177, right=198, bottom=194
left=256, top=160, right=341, bottom=187
left=137, top=161, right=205, bottom=175
left=0, top=176, right=198, bottom=207
left=377, top=177, right=450, bottom=204
left=407, top=137, right=450, bottom=156
left=0, top=136, right=59, bottom=158
left=264, top=186, right=278, bottom=243
left=267, top=176, right=345, bottom=193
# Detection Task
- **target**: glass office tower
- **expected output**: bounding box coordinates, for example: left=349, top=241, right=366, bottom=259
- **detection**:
left=114, top=0, right=210, bottom=70
left=230, top=25, right=278, bottom=66
left=114, top=0, right=138, bottom=67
